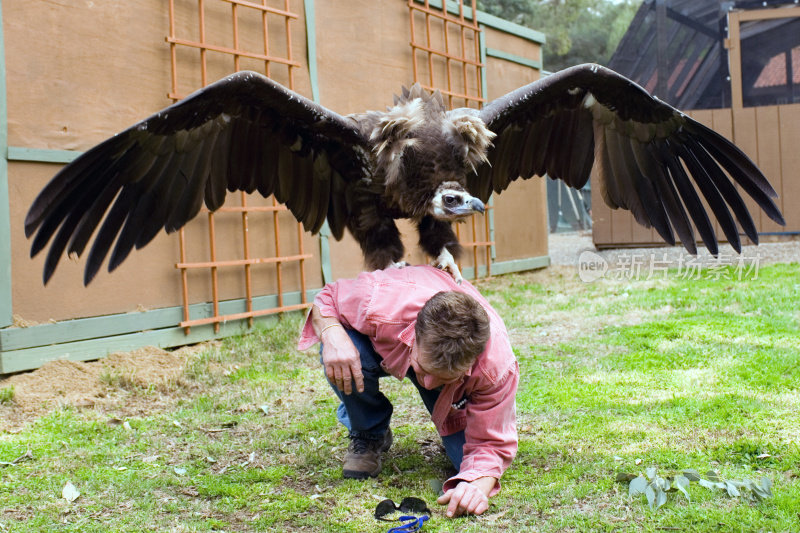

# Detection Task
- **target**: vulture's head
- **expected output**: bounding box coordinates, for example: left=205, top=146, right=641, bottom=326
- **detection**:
left=361, top=84, right=495, bottom=219
left=430, top=181, right=485, bottom=220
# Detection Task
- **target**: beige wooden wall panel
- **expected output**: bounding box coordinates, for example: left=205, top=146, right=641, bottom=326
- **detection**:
left=593, top=103, right=800, bottom=249
left=5, top=0, right=171, bottom=150
left=731, top=107, right=764, bottom=240
left=778, top=105, right=800, bottom=234
left=9, top=162, right=183, bottom=323
left=754, top=106, right=789, bottom=234
left=6, top=0, right=317, bottom=323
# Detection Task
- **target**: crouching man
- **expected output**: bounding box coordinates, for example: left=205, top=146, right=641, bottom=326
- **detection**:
left=297, top=265, right=518, bottom=517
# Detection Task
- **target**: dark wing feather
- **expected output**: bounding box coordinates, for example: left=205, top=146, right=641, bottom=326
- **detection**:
left=25, top=71, right=370, bottom=284
left=467, top=63, right=785, bottom=254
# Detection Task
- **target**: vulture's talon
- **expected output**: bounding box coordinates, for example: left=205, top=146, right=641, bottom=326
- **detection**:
left=433, top=249, right=463, bottom=284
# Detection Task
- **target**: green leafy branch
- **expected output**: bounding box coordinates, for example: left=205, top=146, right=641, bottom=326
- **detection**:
left=616, top=467, right=773, bottom=511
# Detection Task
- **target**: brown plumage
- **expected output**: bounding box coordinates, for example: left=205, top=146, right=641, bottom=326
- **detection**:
left=26, top=64, right=785, bottom=285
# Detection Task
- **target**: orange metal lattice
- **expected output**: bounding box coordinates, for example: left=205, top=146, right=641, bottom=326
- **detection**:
left=167, top=0, right=311, bottom=334
left=408, top=0, right=493, bottom=278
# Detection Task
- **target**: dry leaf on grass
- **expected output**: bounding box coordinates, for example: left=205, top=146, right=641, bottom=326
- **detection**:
left=62, top=481, right=80, bottom=502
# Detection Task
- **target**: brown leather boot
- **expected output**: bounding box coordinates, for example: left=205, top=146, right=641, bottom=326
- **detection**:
left=342, top=429, right=393, bottom=479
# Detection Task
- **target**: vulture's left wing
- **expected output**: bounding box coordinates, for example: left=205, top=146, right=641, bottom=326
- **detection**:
left=25, top=71, right=370, bottom=285
left=462, top=63, right=785, bottom=254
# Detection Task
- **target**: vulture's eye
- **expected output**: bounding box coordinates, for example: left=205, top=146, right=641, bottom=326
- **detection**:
left=443, top=195, right=458, bottom=207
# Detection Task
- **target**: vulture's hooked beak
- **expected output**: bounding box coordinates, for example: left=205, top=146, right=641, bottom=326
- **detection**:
left=470, top=197, right=485, bottom=214
left=447, top=196, right=485, bottom=216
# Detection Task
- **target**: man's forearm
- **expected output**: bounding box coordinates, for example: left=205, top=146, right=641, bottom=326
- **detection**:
left=310, top=304, right=342, bottom=338
left=312, top=305, right=364, bottom=394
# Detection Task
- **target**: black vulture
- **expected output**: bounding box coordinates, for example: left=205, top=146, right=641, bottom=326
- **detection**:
left=25, top=64, right=785, bottom=284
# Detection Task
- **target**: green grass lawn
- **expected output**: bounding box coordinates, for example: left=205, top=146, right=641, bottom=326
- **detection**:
left=1, top=263, right=798, bottom=531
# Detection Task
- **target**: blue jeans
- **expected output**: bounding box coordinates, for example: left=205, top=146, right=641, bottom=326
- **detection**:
left=322, top=329, right=466, bottom=469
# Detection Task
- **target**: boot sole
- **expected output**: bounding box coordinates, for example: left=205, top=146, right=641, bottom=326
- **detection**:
left=342, top=468, right=380, bottom=479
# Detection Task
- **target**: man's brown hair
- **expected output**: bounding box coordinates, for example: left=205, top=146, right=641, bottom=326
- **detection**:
left=415, top=291, right=490, bottom=374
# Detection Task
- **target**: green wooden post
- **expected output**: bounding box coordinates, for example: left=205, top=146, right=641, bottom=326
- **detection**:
left=0, top=0, right=13, bottom=328
left=303, top=0, right=332, bottom=284
left=477, top=27, right=497, bottom=261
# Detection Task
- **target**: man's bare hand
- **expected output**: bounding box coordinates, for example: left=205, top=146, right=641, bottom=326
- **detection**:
left=320, top=325, right=364, bottom=394
left=436, top=479, right=493, bottom=517
left=311, top=305, right=365, bottom=395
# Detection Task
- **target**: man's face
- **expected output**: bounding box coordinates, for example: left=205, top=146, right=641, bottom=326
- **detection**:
left=411, top=342, right=465, bottom=390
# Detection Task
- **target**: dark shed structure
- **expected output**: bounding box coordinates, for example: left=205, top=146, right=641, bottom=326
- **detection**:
left=609, top=0, right=800, bottom=110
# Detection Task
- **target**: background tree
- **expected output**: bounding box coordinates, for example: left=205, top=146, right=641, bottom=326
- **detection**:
left=478, top=0, right=640, bottom=72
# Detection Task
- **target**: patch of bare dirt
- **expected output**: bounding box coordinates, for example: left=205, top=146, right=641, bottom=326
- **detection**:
left=0, top=344, right=210, bottom=432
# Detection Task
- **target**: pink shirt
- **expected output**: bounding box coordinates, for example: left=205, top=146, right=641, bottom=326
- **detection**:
left=298, top=265, right=518, bottom=494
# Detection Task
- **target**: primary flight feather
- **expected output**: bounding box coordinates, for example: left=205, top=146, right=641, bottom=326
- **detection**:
left=26, top=64, right=785, bottom=285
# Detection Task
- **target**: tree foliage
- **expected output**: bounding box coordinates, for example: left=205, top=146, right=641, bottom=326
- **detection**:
left=477, top=0, right=641, bottom=72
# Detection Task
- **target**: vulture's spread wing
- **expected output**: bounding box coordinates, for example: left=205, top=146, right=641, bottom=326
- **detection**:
left=463, top=63, right=785, bottom=254
left=25, top=71, right=369, bottom=285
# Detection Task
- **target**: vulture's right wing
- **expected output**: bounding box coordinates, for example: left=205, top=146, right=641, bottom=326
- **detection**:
left=25, top=71, right=370, bottom=285
left=463, top=64, right=785, bottom=255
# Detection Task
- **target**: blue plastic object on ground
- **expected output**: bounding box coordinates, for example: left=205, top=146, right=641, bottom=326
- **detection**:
left=386, top=514, right=429, bottom=533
